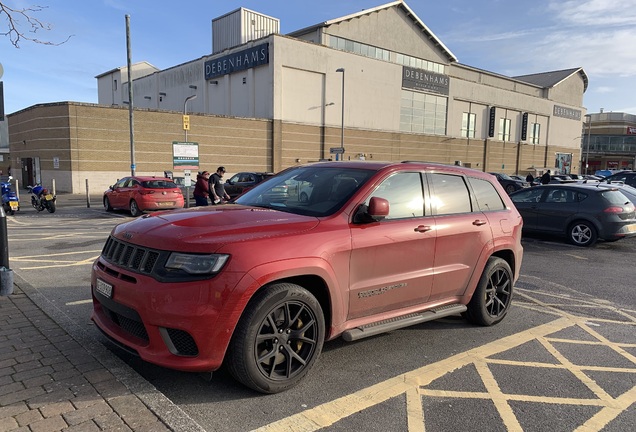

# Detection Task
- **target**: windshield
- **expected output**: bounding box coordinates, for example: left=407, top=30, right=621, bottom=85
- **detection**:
left=234, top=165, right=375, bottom=217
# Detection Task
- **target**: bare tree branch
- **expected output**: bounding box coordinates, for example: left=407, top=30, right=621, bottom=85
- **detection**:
left=1, top=2, right=73, bottom=48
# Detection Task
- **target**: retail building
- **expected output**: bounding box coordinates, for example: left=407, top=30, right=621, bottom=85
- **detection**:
left=582, top=111, right=636, bottom=174
left=7, top=1, right=588, bottom=193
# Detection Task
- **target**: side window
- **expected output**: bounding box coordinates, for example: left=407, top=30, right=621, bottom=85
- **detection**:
left=545, top=189, right=575, bottom=203
left=367, top=172, right=424, bottom=219
left=429, top=173, right=472, bottom=215
left=467, top=177, right=506, bottom=211
left=510, top=188, right=544, bottom=203
left=115, top=178, right=128, bottom=188
left=127, top=179, right=139, bottom=188
left=229, top=174, right=240, bottom=183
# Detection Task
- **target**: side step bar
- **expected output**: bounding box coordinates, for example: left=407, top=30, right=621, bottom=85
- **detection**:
left=341, top=304, right=467, bottom=342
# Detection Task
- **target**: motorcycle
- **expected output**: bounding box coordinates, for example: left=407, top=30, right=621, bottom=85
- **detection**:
left=1, top=176, right=20, bottom=215
left=27, top=184, right=57, bottom=213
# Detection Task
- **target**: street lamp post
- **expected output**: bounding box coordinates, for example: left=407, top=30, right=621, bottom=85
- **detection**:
left=184, top=85, right=198, bottom=142
left=336, top=68, right=345, bottom=161
left=585, top=114, right=592, bottom=175
left=182, top=86, right=197, bottom=208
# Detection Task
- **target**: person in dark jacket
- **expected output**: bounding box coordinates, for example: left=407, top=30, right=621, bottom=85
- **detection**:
left=193, top=171, right=210, bottom=206
left=525, top=173, right=534, bottom=183
left=209, top=166, right=231, bottom=204
left=540, top=170, right=551, bottom=185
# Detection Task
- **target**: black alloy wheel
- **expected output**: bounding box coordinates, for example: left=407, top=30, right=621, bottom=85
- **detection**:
left=464, top=257, right=513, bottom=326
left=226, top=283, right=325, bottom=394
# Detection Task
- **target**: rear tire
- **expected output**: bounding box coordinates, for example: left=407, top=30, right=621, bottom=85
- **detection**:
left=129, top=200, right=142, bottom=217
left=505, top=184, right=516, bottom=194
left=568, top=220, right=597, bottom=247
left=226, top=283, right=325, bottom=394
left=464, top=257, right=513, bottom=326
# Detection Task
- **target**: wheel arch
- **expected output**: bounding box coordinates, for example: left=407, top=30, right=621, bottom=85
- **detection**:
left=247, top=275, right=333, bottom=339
left=566, top=217, right=601, bottom=238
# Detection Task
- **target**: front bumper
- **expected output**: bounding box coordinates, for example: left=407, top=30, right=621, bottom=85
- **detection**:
left=90, top=257, right=246, bottom=372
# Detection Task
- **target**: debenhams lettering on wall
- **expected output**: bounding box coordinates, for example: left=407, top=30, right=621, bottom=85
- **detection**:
left=402, top=66, right=450, bottom=95
left=205, top=43, right=269, bottom=80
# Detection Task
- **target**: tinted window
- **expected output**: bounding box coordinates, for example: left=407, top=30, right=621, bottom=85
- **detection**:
left=367, top=172, right=424, bottom=219
left=468, top=177, right=506, bottom=211
left=141, top=180, right=178, bottom=189
left=429, top=173, right=472, bottom=215
left=601, top=190, right=632, bottom=205
left=510, top=188, right=543, bottom=203
left=545, top=189, right=576, bottom=203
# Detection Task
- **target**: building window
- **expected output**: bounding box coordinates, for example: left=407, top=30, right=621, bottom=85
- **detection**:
left=461, top=112, right=476, bottom=138
left=530, top=123, right=540, bottom=144
left=113, top=79, right=118, bottom=91
left=328, top=34, right=443, bottom=73
left=498, top=118, right=511, bottom=141
left=400, top=90, right=447, bottom=135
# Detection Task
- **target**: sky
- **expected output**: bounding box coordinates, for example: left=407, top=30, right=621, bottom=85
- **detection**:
left=1, top=0, right=635, bottom=115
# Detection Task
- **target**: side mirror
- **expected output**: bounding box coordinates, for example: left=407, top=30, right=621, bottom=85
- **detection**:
left=226, top=180, right=233, bottom=184
left=354, top=197, right=389, bottom=223
left=368, top=197, right=389, bottom=220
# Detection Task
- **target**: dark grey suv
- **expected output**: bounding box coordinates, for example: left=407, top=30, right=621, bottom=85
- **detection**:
left=509, top=184, right=636, bottom=246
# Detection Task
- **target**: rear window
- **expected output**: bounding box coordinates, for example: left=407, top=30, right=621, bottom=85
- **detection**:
left=141, top=180, right=178, bottom=189
left=601, top=190, right=631, bottom=205
left=468, top=177, right=506, bottom=211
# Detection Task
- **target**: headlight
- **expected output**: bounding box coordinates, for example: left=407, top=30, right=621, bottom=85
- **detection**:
left=165, top=253, right=229, bottom=275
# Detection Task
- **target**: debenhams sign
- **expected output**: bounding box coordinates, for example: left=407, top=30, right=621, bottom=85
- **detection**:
left=205, top=43, right=269, bottom=80
left=402, top=66, right=449, bottom=95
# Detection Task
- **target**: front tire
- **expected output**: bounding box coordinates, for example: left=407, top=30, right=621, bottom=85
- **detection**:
left=104, top=197, right=113, bottom=212
left=464, top=257, right=513, bottom=326
left=46, top=201, right=56, bottom=213
left=568, top=220, right=597, bottom=247
left=226, top=283, right=325, bottom=394
left=505, top=184, right=516, bottom=194
left=129, top=200, right=142, bottom=217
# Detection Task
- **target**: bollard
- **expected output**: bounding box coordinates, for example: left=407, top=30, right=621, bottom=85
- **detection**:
left=0, top=266, right=13, bottom=296
left=85, top=178, right=91, bottom=208
left=0, top=206, right=14, bottom=296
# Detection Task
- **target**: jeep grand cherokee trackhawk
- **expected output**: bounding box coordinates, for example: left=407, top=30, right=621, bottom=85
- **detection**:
left=91, top=161, right=523, bottom=393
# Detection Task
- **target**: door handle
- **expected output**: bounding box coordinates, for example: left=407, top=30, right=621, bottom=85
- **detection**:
left=472, top=220, right=487, bottom=226
left=414, top=225, right=432, bottom=232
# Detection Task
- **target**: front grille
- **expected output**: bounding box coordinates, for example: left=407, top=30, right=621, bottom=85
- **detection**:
left=166, top=328, right=199, bottom=356
left=102, top=236, right=160, bottom=274
left=101, top=302, right=149, bottom=342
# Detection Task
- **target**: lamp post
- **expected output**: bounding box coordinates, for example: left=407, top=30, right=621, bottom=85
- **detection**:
left=183, top=85, right=197, bottom=142
left=585, top=114, right=592, bottom=175
left=336, top=68, right=345, bottom=161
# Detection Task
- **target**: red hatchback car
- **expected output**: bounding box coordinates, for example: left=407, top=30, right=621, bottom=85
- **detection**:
left=103, top=176, right=184, bottom=217
left=91, top=161, right=523, bottom=393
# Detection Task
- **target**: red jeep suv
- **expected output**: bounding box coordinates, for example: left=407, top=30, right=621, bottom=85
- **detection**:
left=91, top=161, right=523, bottom=393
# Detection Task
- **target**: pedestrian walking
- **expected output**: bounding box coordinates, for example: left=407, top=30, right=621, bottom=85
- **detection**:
left=525, top=173, right=534, bottom=183
left=209, top=166, right=231, bottom=204
left=540, top=170, right=551, bottom=185
left=193, top=171, right=211, bottom=206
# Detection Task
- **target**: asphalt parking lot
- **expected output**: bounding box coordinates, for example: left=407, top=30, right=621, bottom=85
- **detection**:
left=3, top=195, right=635, bottom=431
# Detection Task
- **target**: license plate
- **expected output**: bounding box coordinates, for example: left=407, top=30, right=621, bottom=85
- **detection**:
left=626, top=224, right=636, bottom=233
left=157, top=202, right=174, bottom=206
left=96, top=279, right=113, bottom=298
left=44, top=194, right=53, bottom=200
left=9, top=201, right=18, bottom=209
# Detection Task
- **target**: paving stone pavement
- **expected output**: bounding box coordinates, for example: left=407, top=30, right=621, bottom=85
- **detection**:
left=0, top=284, right=202, bottom=432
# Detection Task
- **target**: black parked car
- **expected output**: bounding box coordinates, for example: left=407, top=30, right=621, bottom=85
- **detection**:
left=599, top=171, right=636, bottom=188
left=489, top=173, right=530, bottom=194
left=509, top=184, right=636, bottom=247
left=224, top=172, right=274, bottom=199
